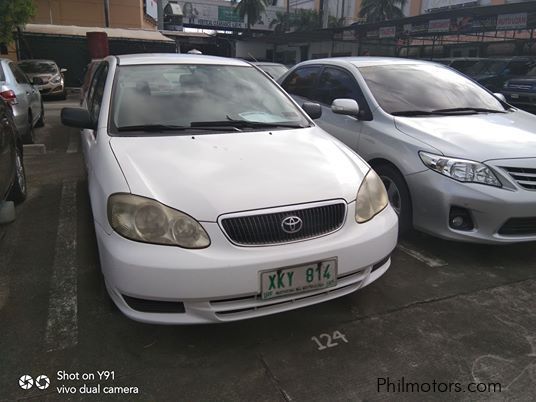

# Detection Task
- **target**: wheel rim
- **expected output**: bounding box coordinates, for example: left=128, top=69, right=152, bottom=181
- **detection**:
left=380, top=176, right=401, bottom=215
left=15, top=152, right=26, bottom=194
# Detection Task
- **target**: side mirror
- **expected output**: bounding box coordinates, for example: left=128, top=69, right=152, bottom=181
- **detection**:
left=494, top=93, right=506, bottom=102
left=331, top=98, right=360, bottom=117
left=60, top=68, right=67, bottom=73
left=61, top=108, right=94, bottom=129
left=302, top=102, right=322, bottom=119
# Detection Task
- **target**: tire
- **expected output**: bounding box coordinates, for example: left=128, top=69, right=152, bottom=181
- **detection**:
left=35, top=101, right=45, bottom=127
left=22, top=114, right=35, bottom=144
left=7, top=146, right=27, bottom=204
left=374, top=164, right=412, bottom=235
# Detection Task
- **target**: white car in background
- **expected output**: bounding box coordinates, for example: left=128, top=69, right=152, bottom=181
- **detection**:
left=61, top=54, right=398, bottom=324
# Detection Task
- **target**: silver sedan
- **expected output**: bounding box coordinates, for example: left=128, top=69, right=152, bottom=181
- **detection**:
left=0, top=58, right=44, bottom=143
left=279, top=57, right=536, bottom=244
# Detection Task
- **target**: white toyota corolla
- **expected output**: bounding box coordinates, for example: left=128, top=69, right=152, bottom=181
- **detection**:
left=61, top=54, right=398, bottom=324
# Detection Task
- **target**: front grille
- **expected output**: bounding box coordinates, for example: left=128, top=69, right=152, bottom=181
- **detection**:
left=508, top=83, right=533, bottom=91
left=502, top=167, right=536, bottom=190
left=220, top=202, right=346, bottom=246
left=498, top=217, right=536, bottom=236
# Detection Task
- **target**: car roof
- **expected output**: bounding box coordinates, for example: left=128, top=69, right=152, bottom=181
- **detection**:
left=116, top=53, right=250, bottom=66
left=18, top=59, right=57, bottom=64
left=297, top=57, right=439, bottom=68
left=252, top=62, right=286, bottom=67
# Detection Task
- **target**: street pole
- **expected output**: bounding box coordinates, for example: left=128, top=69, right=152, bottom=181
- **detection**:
left=103, top=0, right=110, bottom=27
left=157, top=0, right=165, bottom=31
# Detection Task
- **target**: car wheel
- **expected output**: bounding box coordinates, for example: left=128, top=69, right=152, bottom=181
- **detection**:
left=35, top=101, right=45, bottom=127
left=7, top=146, right=27, bottom=204
left=374, top=164, right=412, bottom=234
left=22, top=114, right=35, bottom=144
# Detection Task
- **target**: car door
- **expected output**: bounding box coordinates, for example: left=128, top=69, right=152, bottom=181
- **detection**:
left=0, top=101, right=14, bottom=198
left=8, top=63, right=39, bottom=123
left=81, top=62, right=108, bottom=172
left=309, top=66, right=372, bottom=150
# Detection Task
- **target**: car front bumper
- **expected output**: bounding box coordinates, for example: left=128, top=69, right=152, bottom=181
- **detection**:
left=95, top=203, right=398, bottom=324
left=38, top=82, right=64, bottom=96
left=407, top=169, right=536, bottom=244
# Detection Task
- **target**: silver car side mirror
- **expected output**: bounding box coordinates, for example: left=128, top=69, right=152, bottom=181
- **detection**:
left=494, top=93, right=506, bottom=102
left=331, top=98, right=360, bottom=117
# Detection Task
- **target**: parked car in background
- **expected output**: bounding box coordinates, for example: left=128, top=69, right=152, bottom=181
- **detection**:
left=434, top=57, right=484, bottom=74
left=252, top=62, right=289, bottom=80
left=502, top=65, right=536, bottom=113
left=465, top=57, right=536, bottom=92
left=18, top=59, right=67, bottom=100
left=279, top=57, right=536, bottom=244
left=79, top=59, right=102, bottom=106
left=0, top=99, right=27, bottom=204
left=0, top=58, right=44, bottom=143
left=61, top=54, right=398, bottom=324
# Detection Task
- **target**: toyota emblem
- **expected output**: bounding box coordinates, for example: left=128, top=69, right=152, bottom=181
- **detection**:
left=281, top=216, right=303, bottom=234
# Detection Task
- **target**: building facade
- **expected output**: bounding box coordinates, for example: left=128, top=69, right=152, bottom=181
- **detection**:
left=32, top=0, right=157, bottom=30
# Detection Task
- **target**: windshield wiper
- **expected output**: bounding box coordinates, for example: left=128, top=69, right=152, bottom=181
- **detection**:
left=391, top=110, right=443, bottom=116
left=190, top=117, right=308, bottom=129
left=431, top=107, right=506, bottom=114
left=391, top=107, right=506, bottom=117
left=116, top=124, right=241, bottom=132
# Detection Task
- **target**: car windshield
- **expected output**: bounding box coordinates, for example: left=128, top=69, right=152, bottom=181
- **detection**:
left=111, top=64, right=308, bottom=134
left=465, top=60, right=508, bottom=75
left=358, top=63, right=505, bottom=115
left=18, top=61, right=58, bottom=74
left=257, top=65, right=288, bottom=80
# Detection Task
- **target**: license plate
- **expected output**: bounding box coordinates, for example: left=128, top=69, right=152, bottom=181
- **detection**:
left=260, top=259, right=337, bottom=300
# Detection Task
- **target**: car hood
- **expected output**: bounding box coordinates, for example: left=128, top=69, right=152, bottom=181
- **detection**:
left=109, top=128, right=368, bottom=221
left=394, top=111, right=536, bottom=162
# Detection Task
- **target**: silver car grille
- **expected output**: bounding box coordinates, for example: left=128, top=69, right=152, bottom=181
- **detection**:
left=503, top=167, right=536, bottom=190
left=220, top=202, right=347, bottom=246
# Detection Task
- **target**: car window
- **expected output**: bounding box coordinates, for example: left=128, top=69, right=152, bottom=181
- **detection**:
left=9, top=63, right=29, bottom=84
left=358, top=63, right=505, bottom=114
left=314, top=67, right=362, bottom=105
left=111, top=64, right=309, bottom=133
left=281, top=66, right=321, bottom=99
left=89, top=63, right=109, bottom=125
left=0, top=65, right=5, bottom=82
left=18, top=61, right=58, bottom=75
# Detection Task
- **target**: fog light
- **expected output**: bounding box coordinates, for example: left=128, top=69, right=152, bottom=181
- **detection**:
left=449, top=206, right=474, bottom=231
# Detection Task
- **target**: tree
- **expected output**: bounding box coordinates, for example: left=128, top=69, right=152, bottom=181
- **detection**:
left=359, top=0, right=406, bottom=23
left=0, top=0, right=36, bottom=45
left=235, top=0, right=268, bottom=30
left=269, top=11, right=290, bottom=33
left=291, top=9, right=321, bottom=32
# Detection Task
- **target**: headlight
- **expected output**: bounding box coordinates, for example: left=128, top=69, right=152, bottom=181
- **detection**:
left=51, top=75, right=62, bottom=84
left=419, top=151, right=501, bottom=187
left=107, top=194, right=210, bottom=248
left=355, top=169, right=389, bottom=223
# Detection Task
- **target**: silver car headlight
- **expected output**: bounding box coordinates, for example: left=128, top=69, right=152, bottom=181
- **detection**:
left=419, top=152, right=501, bottom=187
left=355, top=169, right=389, bottom=223
left=51, top=75, right=62, bottom=84
left=107, top=194, right=210, bottom=248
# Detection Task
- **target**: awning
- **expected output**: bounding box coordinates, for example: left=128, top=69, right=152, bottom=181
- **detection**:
left=21, top=24, right=174, bottom=43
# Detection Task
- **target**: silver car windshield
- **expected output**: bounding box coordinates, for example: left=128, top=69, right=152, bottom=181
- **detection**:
left=111, top=64, right=309, bottom=133
left=358, top=64, right=505, bottom=115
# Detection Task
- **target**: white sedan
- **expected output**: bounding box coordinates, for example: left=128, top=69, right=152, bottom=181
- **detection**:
left=61, top=54, right=398, bottom=324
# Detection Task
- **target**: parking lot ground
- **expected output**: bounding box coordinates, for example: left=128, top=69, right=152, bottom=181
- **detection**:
left=1, top=95, right=536, bottom=401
